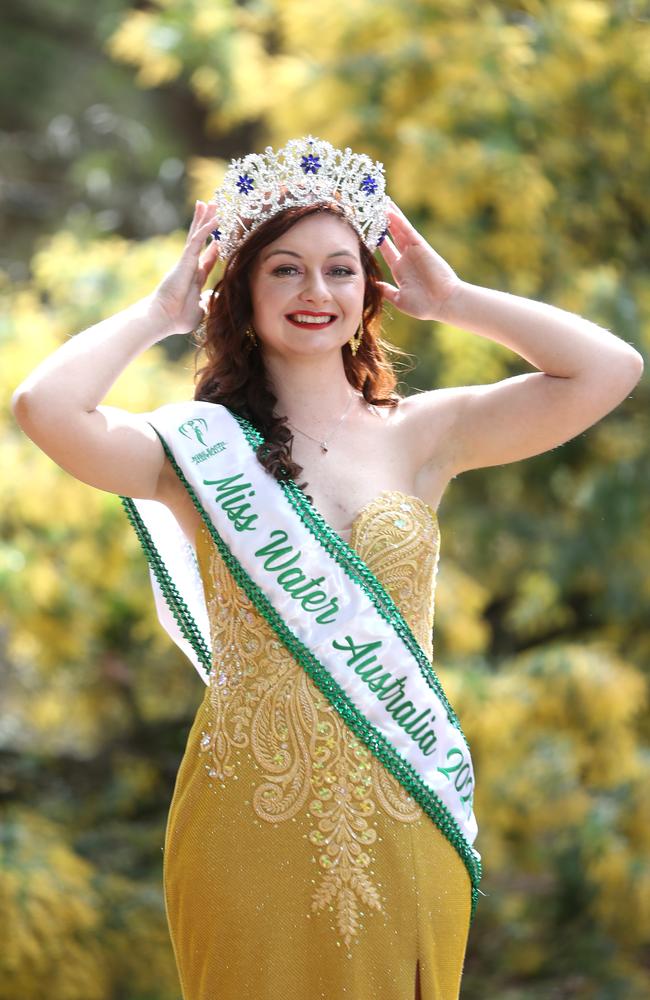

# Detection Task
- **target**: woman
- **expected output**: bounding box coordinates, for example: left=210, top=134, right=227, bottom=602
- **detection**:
left=12, top=137, right=643, bottom=1000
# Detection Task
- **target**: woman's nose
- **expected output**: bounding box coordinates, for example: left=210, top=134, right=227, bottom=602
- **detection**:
left=299, top=270, right=331, bottom=303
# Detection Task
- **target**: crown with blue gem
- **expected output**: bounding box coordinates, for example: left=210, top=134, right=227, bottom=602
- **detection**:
left=210, top=136, right=390, bottom=260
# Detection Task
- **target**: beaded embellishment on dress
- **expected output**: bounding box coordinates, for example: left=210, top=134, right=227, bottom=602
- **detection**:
left=196, top=491, right=440, bottom=948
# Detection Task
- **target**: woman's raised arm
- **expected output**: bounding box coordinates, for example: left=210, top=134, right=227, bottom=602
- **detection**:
left=11, top=200, right=221, bottom=499
left=379, top=201, right=644, bottom=477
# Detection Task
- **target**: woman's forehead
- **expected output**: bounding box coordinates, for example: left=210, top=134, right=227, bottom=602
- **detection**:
left=265, top=214, right=361, bottom=255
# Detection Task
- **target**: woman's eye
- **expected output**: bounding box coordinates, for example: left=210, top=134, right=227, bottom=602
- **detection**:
left=271, top=265, right=355, bottom=277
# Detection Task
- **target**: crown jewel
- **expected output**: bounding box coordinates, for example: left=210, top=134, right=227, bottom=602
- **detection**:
left=210, top=136, right=390, bottom=260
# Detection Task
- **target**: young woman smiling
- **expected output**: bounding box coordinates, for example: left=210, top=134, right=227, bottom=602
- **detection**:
left=12, top=137, right=643, bottom=1000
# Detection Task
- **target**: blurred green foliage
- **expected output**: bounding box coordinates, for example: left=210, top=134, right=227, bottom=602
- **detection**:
left=2, top=1, right=648, bottom=997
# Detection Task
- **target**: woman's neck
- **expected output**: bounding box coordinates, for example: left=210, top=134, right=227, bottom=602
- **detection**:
left=265, top=352, right=358, bottom=426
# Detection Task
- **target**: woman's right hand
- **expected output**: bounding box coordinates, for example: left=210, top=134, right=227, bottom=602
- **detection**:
left=149, top=199, right=222, bottom=337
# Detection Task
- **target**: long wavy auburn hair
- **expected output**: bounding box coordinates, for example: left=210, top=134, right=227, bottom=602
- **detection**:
left=191, top=202, right=404, bottom=491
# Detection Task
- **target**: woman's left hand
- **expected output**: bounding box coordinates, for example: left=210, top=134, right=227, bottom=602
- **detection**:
left=378, top=200, right=463, bottom=321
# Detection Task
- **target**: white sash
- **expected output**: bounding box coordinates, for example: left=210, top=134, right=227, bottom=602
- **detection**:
left=119, top=400, right=482, bottom=913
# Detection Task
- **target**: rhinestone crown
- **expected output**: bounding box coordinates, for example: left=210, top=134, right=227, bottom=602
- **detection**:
left=210, top=135, right=390, bottom=260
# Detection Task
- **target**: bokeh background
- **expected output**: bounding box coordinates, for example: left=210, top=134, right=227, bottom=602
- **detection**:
left=1, top=1, right=649, bottom=997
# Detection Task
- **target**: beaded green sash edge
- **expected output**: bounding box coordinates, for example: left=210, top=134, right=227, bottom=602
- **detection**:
left=118, top=411, right=482, bottom=918
left=119, top=490, right=213, bottom=676
left=233, top=413, right=466, bottom=737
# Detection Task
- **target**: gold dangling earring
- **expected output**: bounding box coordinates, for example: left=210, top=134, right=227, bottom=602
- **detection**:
left=348, top=323, right=363, bottom=357
left=245, top=324, right=258, bottom=347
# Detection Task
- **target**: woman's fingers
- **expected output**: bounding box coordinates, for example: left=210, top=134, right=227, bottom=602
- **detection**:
left=198, top=205, right=220, bottom=241
left=387, top=211, right=410, bottom=240
left=187, top=200, right=206, bottom=241
left=387, top=202, right=422, bottom=248
left=378, top=233, right=400, bottom=270
left=197, top=238, right=220, bottom=281
left=187, top=208, right=219, bottom=256
left=188, top=200, right=218, bottom=242
left=377, top=280, right=400, bottom=305
left=389, top=199, right=416, bottom=228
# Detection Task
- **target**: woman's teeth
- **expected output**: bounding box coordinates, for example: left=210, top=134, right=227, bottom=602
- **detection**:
left=286, top=314, right=336, bottom=327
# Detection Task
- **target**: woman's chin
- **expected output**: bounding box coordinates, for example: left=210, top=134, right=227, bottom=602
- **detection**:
left=267, top=336, right=349, bottom=360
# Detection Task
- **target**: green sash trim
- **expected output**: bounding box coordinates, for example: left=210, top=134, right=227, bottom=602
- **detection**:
left=120, top=494, right=212, bottom=675
left=119, top=411, right=483, bottom=918
left=233, top=412, right=468, bottom=739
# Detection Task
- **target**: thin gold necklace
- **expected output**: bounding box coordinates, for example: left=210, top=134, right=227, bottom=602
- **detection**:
left=288, top=392, right=356, bottom=454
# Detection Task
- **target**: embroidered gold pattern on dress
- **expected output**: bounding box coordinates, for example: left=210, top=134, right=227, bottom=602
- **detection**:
left=197, top=491, right=440, bottom=948
left=349, top=492, right=439, bottom=658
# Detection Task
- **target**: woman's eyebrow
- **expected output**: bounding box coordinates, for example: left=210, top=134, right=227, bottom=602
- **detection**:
left=263, top=249, right=357, bottom=261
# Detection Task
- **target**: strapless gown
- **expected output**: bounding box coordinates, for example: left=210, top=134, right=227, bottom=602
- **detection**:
left=163, top=490, right=472, bottom=999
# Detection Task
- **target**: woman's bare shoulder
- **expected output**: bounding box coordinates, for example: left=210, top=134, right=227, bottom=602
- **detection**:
left=392, top=388, right=464, bottom=473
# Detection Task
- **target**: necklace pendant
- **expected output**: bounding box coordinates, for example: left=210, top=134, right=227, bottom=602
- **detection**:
left=320, top=442, right=328, bottom=454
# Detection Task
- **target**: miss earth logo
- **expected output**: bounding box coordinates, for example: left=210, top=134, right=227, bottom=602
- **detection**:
left=178, top=418, right=209, bottom=446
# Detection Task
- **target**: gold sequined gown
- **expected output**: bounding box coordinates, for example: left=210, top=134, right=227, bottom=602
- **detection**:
left=163, top=491, right=472, bottom=999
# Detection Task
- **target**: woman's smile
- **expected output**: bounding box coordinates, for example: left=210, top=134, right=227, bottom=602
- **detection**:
left=285, top=311, right=338, bottom=329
